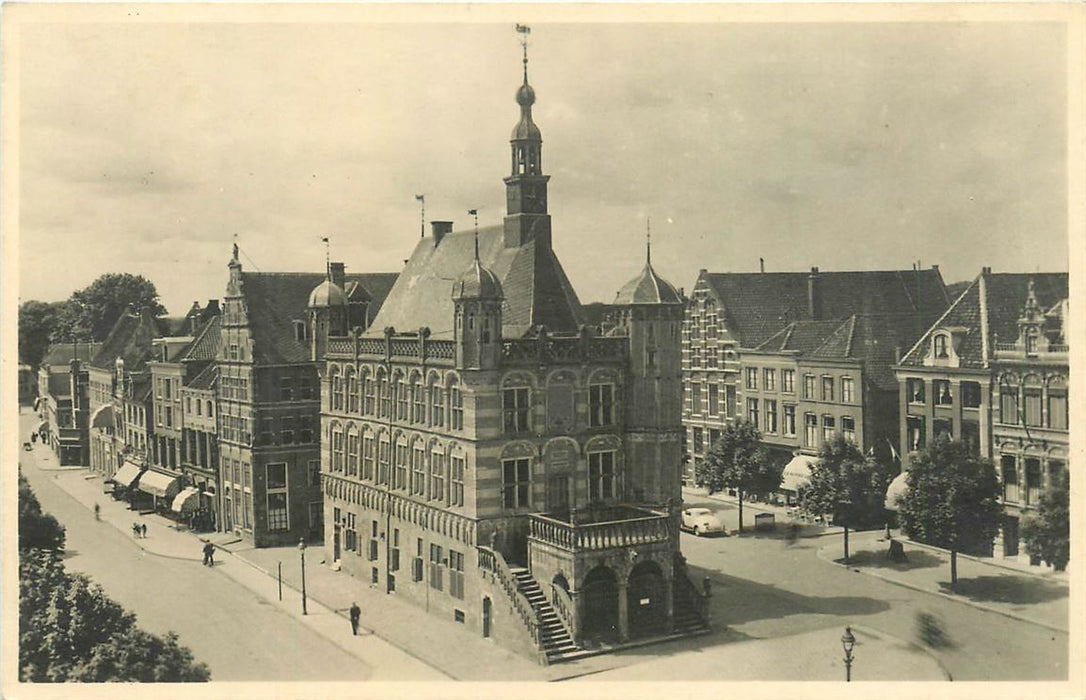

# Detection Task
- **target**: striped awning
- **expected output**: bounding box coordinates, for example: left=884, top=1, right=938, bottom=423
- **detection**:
left=885, top=471, right=909, bottom=511
left=171, top=487, right=201, bottom=513
left=110, top=462, right=143, bottom=488
left=137, top=470, right=181, bottom=499
left=781, top=454, right=817, bottom=493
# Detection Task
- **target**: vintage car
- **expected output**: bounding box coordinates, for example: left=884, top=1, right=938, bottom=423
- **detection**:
left=680, top=507, right=726, bottom=537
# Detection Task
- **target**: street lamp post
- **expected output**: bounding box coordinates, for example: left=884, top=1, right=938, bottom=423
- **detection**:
left=841, top=625, right=856, bottom=682
left=299, top=538, right=308, bottom=615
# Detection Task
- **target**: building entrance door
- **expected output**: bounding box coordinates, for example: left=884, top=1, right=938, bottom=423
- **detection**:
left=1003, top=515, right=1019, bottom=557
left=333, top=524, right=342, bottom=561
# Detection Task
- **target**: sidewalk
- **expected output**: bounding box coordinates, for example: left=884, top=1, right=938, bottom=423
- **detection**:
left=40, top=461, right=553, bottom=681
left=575, top=624, right=950, bottom=681
left=817, top=529, right=1069, bottom=633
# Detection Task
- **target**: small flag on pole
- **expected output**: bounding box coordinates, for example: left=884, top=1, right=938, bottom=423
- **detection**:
left=515, top=24, right=531, bottom=35
left=467, top=209, right=478, bottom=215
left=321, top=237, right=329, bottom=243
left=415, top=194, right=425, bottom=202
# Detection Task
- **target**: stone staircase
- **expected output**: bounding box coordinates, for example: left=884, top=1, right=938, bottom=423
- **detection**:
left=509, top=567, right=583, bottom=663
left=671, top=586, right=711, bottom=636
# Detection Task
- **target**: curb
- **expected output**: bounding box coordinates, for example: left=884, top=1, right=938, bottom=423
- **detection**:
left=900, top=536, right=1069, bottom=583
left=222, top=548, right=454, bottom=680
left=816, top=545, right=1069, bottom=634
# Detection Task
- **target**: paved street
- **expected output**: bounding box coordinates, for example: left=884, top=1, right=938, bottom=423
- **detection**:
left=17, top=411, right=443, bottom=682
left=16, top=405, right=1068, bottom=682
left=677, top=490, right=1069, bottom=681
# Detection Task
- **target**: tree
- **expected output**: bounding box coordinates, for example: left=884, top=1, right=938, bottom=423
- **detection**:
left=18, top=300, right=62, bottom=368
left=696, top=419, right=782, bottom=533
left=51, top=273, right=167, bottom=343
left=1021, top=470, right=1070, bottom=571
left=897, top=437, right=1002, bottom=590
left=801, top=436, right=893, bottom=561
left=19, top=547, right=210, bottom=682
left=19, top=472, right=66, bottom=552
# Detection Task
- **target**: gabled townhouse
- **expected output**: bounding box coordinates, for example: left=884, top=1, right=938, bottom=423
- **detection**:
left=682, top=266, right=950, bottom=480
left=217, top=248, right=397, bottom=547
left=893, top=269, right=1069, bottom=561
left=35, top=342, right=100, bottom=465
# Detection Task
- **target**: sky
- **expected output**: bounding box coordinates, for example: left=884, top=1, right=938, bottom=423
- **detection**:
left=13, top=13, right=1070, bottom=314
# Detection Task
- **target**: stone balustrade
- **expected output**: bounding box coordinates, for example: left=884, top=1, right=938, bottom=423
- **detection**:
left=529, top=510, right=669, bottom=552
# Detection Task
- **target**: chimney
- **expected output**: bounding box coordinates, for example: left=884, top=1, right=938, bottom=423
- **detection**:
left=759, top=258, right=765, bottom=273
left=981, top=266, right=991, bottom=276
left=205, top=299, right=220, bottom=316
left=807, top=266, right=822, bottom=320
left=329, top=262, right=346, bottom=289
left=893, top=345, right=901, bottom=363
left=431, top=221, right=453, bottom=245
left=190, top=301, right=201, bottom=334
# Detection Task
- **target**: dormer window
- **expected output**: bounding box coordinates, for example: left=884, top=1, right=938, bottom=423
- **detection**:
left=294, top=320, right=308, bottom=342
left=1024, top=327, right=1038, bottom=354
left=934, top=334, right=948, bottom=359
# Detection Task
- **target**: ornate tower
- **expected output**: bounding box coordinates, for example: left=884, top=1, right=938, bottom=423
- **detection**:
left=613, top=230, right=685, bottom=505
left=453, top=230, right=504, bottom=370
left=308, top=266, right=348, bottom=362
left=503, top=40, right=552, bottom=249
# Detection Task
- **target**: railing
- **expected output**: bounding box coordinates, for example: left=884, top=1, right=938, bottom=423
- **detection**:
left=477, top=546, right=542, bottom=652
left=995, top=342, right=1069, bottom=355
left=550, top=583, right=575, bottom=641
left=529, top=511, right=669, bottom=551
left=674, top=566, right=710, bottom=625
left=324, top=334, right=457, bottom=365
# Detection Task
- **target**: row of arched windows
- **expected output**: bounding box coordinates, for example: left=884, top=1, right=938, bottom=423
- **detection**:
left=327, top=365, right=463, bottom=432
left=327, top=422, right=467, bottom=508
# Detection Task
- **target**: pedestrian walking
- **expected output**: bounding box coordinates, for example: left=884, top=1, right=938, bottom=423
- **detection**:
left=132, top=522, right=140, bottom=538
left=349, top=602, right=361, bottom=635
left=202, top=541, right=216, bottom=566
left=141, top=523, right=148, bottom=538
left=94, top=503, right=101, bottom=521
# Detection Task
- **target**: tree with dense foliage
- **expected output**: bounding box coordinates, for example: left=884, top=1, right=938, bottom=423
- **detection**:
left=695, top=419, right=782, bottom=533
left=19, top=472, right=66, bottom=552
left=18, top=300, right=62, bottom=368
left=50, top=273, right=166, bottom=343
left=19, top=551, right=210, bottom=682
left=897, top=437, right=1002, bottom=590
left=801, top=436, right=893, bottom=561
left=1021, top=470, right=1070, bottom=571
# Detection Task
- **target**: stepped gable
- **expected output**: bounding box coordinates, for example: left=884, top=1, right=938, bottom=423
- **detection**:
left=241, top=271, right=400, bottom=364
left=899, top=272, right=1068, bottom=369
left=704, top=268, right=949, bottom=348
left=367, top=225, right=582, bottom=340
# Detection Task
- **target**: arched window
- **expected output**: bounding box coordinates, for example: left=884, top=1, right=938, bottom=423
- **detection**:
left=331, top=423, right=344, bottom=473
left=394, top=371, right=407, bottom=422
left=410, top=372, right=424, bottom=424
left=933, top=334, right=948, bottom=359
left=411, top=439, right=426, bottom=497
left=345, top=424, right=359, bottom=477
left=430, top=442, right=446, bottom=503
left=449, top=376, right=463, bottom=431
left=346, top=367, right=358, bottom=413
left=430, top=374, right=445, bottom=428
left=361, top=367, right=375, bottom=416
left=330, top=366, right=344, bottom=412
left=394, top=435, right=409, bottom=490
left=377, top=368, right=390, bottom=419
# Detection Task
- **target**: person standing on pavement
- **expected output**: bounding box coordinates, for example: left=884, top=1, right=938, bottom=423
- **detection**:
left=141, top=523, right=147, bottom=538
left=349, top=602, right=361, bottom=635
left=94, top=503, right=100, bottom=521
left=202, top=541, right=215, bottom=566
left=132, top=522, right=140, bottom=538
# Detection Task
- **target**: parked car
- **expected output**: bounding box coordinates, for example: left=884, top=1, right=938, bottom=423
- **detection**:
left=681, top=507, right=726, bottom=537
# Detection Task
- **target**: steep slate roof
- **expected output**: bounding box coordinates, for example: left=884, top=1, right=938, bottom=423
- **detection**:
left=898, top=272, right=1068, bottom=369
left=754, top=320, right=843, bottom=354
left=48, top=373, right=73, bottom=398
left=613, top=262, right=682, bottom=305
left=177, top=315, right=222, bottom=363
left=241, top=271, right=399, bottom=365
left=41, top=342, right=102, bottom=368
left=89, top=310, right=164, bottom=372
left=703, top=269, right=949, bottom=348
left=811, top=313, right=937, bottom=390
left=187, top=362, right=217, bottom=391
left=368, top=226, right=582, bottom=340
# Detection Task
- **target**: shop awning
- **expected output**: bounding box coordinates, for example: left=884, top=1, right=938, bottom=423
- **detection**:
left=110, top=462, right=143, bottom=488
left=780, top=454, right=817, bottom=493
left=171, top=487, right=201, bottom=513
left=137, top=470, right=181, bottom=499
left=885, top=471, right=909, bottom=511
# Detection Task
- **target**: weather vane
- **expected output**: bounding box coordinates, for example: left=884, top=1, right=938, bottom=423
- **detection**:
left=516, top=24, right=531, bottom=78
left=321, top=236, right=330, bottom=276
